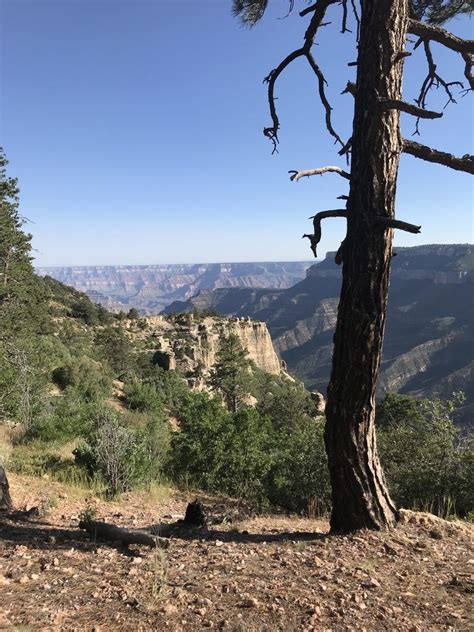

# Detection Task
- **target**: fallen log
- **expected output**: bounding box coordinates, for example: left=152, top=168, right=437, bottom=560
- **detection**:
left=79, top=520, right=170, bottom=549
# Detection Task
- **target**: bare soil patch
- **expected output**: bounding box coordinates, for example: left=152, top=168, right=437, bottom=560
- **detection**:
left=1, top=474, right=472, bottom=631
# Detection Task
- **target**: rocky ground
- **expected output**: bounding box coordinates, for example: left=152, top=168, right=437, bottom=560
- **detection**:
left=0, top=474, right=473, bottom=631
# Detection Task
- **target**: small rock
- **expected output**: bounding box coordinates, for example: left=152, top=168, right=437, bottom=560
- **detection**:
left=161, top=603, right=178, bottom=615
left=241, top=597, right=259, bottom=608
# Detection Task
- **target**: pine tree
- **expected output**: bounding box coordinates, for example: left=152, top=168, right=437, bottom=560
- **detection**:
left=209, top=333, right=252, bottom=413
left=0, top=150, right=34, bottom=298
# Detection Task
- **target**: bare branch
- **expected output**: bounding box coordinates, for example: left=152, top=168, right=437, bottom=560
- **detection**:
left=263, top=48, right=305, bottom=152
left=350, top=0, right=360, bottom=42
left=303, top=209, right=348, bottom=258
left=403, top=139, right=474, bottom=174
left=379, top=98, right=443, bottom=119
left=305, top=51, right=345, bottom=146
left=341, top=0, right=351, bottom=34
left=373, top=218, right=421, bottom=233
left=289, top=165, right=350, bottom=181
left=262, top=0, right=345, bottom=151
left=413, top=40, right=463, bottom=135
left=408, top=19, right=474, bottom=54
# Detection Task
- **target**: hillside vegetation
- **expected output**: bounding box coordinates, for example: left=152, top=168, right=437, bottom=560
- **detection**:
left=0, top=151, right=473, bottom=520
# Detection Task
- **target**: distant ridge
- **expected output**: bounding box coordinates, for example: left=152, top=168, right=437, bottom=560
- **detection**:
left=36, top=261, right=312, bottom=314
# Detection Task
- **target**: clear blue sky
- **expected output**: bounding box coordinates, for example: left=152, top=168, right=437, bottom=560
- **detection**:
left=1, top=0, right=472, bottom=266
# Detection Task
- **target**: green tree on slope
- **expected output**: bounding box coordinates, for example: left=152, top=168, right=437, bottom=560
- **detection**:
left=209, top=333, right=252, bottom=412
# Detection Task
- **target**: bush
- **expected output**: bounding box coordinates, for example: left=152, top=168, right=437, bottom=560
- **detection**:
left=123, top=380, right=163, bottom=413
left=269, top=416, right=331, bottom=514
left=377, top=393, right=473, bottom=517
left=52, top=356, right=112, bottom=401
left=74, top=407, right=170, bottom=497
left=169, top=391, right=329, bottom=509
left=30, top=390, right=99, bottom=442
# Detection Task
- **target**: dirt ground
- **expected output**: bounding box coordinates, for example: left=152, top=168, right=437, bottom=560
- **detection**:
left=0, top=474, right=473, bottom=631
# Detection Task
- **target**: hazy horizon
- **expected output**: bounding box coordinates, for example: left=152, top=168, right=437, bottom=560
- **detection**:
left=34, top=241, right=474, bottom=270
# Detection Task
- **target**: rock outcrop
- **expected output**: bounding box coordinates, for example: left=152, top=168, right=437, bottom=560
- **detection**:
left=142, top=314, right=284, bottom=390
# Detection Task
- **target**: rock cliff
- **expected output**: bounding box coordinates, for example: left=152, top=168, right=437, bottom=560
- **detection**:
left=163, top=244, right=474, bottom=423
left=140, top=314, right=284, bottom=390
left=37, top=262, right=312, bottom=313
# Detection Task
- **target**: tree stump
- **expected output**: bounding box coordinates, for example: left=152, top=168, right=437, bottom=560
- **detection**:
left=183, top=500, right=206, bottom=527
left=0, top=465, right=13, bottom=512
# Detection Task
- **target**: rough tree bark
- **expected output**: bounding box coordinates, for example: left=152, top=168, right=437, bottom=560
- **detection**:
left=324, top=0, right=408, bottom=532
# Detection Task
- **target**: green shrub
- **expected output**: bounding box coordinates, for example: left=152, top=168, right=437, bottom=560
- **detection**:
left=123, top=380, right=163, bottom=413
left=169, top=391, right=328, bottom=508
left=74, top=407, right=170, bottom=497
left=30, top=390, right=99, bottom=442
left=52, top=356, right=112, bottom=401
left=269, top=416, right=331, bottom=514
left=377, top=393, right=473, bottom=517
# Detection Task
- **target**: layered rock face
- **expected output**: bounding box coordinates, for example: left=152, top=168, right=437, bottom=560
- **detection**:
left=163, top=245, right=474, bottom=423
left=37, top=262, right=311, bottom=313
left=143, top=314, right=283, bottom=390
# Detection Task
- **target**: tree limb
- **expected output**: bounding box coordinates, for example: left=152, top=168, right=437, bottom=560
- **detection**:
left=408, top=19, right=474, bottom=54
left=379, top=98, right=442, bottom=119
left=80, top=520, right=170, bottom=549
left=303, top=209, right=348, bottom=257
left=263, top=49, right=305, bottom=152
left=263, top=0, right=343, bottom=151
left=373, top=218, right=421, bottom=233
left=289, top=165, right=350, bottom=181
left=305, top=51, right=345, bottom=146
left=403, top=139, right=474, bottom=174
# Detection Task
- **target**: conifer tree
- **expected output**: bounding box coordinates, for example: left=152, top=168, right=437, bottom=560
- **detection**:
left=210, top=333, right=252, bottom=412
left=0, top=149, right=35, bottom=311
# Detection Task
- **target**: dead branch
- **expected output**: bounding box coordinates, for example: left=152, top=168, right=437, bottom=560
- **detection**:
left=350, top=0, right=360, bottom=41
left=303, top=209, right=348, bottom=257
left=419, top=41, right=461, bottom=105
left=80, top=520, right=170, bottom=549
left=403, top=139, right=474, bottom=174
left=379, top=98, right=442, bottom=119
left=408, top=19, right=474, bottom=54
left=341, top=0, right=350, bottom=34
left=306, top=51, right=345, bottom=146
left=289, top=165, right=350, bottom=181
left=373, top=218, right=421, bottom=233
left=263, top=0, right=345, bottom=151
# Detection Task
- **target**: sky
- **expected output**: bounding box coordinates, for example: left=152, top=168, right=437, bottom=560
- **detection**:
left=1, top=0, right=473, bottom=267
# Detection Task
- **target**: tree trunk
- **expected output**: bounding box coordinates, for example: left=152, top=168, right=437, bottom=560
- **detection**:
left=325, top=0, right=408, bottom=532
